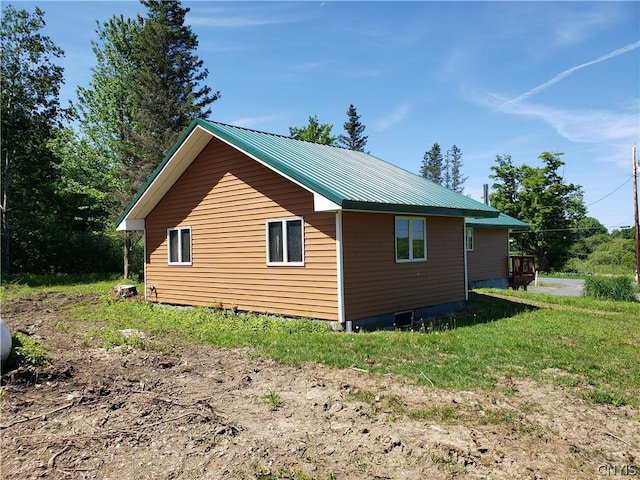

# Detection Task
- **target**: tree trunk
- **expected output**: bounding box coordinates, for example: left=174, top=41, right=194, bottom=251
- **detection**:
left=123, top=232, right=131, bottom=280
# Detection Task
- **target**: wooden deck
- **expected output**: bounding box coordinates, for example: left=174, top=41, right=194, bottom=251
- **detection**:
left=508, top=255, right=536, bottom=290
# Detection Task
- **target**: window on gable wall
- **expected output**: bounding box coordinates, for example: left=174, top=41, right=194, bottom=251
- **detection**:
left=466, top=227, right=474, bottom=251
left=266, top=217, right=304, bottom=265
left=395, top=217, right=426, bottom=262
left=168, top=227, right=191, bottom=265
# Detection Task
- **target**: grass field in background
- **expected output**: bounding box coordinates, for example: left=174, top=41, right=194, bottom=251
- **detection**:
left=2, top=276, right=639, bottom=407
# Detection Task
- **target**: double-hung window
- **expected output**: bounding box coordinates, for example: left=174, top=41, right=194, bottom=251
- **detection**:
left=167, top=227, right=191, bottom=265
left=465, top=227, right=474, bottom=251
left=395, top=217, right=426, bottom=262
left=266, top=217, right=304, bottom=266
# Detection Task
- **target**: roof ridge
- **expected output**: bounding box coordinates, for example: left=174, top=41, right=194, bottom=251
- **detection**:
left=203, top=118, right=355, bottom=151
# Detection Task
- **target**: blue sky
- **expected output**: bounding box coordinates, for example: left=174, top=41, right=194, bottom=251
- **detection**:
left=9, top=1, right=640, bottom=230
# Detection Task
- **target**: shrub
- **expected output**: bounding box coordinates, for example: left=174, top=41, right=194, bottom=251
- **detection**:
left=583, top=275, right=636, bottom=302
left=5, top=333, right=50, bottom=369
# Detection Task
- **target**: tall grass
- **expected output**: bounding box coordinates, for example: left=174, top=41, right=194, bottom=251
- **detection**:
left=583, top=275, right=637, bottom=302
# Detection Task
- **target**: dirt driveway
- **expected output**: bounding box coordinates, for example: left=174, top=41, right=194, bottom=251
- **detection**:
left=1, top=292, right=638, bottom=479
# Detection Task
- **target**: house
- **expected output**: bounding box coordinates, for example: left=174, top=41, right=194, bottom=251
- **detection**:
left=465, top=213, right=529, bottom=289
left=116, top=119, right=500, bottom=330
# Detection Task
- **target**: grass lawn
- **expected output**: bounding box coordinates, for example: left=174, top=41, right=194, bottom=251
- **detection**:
left=3, top=276, right=639, bottom=408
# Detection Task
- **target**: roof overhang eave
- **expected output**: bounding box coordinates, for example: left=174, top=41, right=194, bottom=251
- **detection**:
left=341, top=200, right=500, bottom=218
left=116, top=218, right=145, bottom=231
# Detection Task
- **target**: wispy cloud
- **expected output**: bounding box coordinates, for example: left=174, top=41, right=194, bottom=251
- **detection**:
left=189, top=15, right=285, bottom=28
left=374, top=103, right=410, bottom=131
left=229, top=115, right=278, bottom=129
left=187, top=5, right=301, bottom=28
left=552, top=6, right=620, bottom=45
left=505, top=41, right=640, bottom=105
left=498, top=100, right=638, bottom=144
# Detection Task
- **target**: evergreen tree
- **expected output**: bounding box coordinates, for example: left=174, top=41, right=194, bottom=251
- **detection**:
left=78, top=0, right=220, bottom=278
left=289, top=115, right=336, bottom=145
left=1, top=5, right=66, bottom=274
left=447, top=145, right=467, bottom=193
left=338, top=104, right=368, bottom=152
left=420, top=143, right=443, bottom=184
left=131, top=0, right=220, bottom=181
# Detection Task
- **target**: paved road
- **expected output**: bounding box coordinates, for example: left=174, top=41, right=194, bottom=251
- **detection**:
left=528, top=277, right=640, bottom=301
left=527, top=277, right=585, bottom=297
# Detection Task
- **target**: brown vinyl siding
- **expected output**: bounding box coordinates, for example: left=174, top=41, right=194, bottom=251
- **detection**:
left=342, top=212, right=465, bottom=320
left=467, top=228, right=509, bottom=282
left=145, top=138, right=338, bottom=320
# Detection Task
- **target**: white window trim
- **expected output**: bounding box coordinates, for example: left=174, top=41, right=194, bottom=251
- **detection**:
left=395, top=216, right=427, bottom=263
left=266, top=217, right=305, bottom=266
left=466, top=227, right=474, bottom=251
left=167, top=226, right=192, bottom=265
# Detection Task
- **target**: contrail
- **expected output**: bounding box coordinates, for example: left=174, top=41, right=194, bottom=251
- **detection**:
left=505, top=40, right=640, bottom=105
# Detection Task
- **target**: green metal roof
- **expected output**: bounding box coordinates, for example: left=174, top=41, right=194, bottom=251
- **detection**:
left=466, top=213, right=529, bottom=229
left=117, top=119, right=499, bottom=229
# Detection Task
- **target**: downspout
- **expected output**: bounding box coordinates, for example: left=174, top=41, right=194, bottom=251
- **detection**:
left=464, top=220, right=469, bottom=301
left=143, top=224, right=148, bottom=301
left=335, top=211, right=348, bottom=330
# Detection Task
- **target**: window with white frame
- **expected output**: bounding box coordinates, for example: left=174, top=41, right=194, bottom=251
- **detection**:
left=167, top=227, right=191, bottom=265
left=395, top=217, right=426, bottom=262
left=266, top=217, right=304, bottom=265
left=466, top=227, right=474, bottom=251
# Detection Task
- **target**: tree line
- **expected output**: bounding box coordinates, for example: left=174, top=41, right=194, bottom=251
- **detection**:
left=1, top=2, right=632, bottom=278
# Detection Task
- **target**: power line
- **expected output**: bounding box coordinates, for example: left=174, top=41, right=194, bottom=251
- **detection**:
left=586, top=175, right=633, bottom=207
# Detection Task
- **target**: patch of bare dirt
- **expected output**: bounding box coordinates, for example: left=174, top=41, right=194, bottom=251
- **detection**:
left=1, top=293, right=638, bottom=479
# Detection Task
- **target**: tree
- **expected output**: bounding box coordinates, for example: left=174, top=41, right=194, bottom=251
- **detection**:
left=77, top=1, right=220, bottom=278
left=131, top=0, right=219, bottom=173
left=420, top=143, right=443, bottom=184
left=447, top=145, right=467, bottom=193
left=421, top=143, right=467, bottom=192
left=129, top=0, right=219, bottom=279
left=490, top=151, right=586, bottom=271
left=76, top=14, right=143, bottom=207
left=289, top=115, right=336, bottom=145
left=76, top=14, right=146, bottom=279
left=338, top=104, right=368, bottom=152
left=1, top=5, right=66, bottom=274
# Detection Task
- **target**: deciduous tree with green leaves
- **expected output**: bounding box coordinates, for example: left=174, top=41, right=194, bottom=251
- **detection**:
left=1, top=5, right=66, bottom=274
left=289, top=115, right=336, bottom=145
left=490, top=151, right=586, bottom=271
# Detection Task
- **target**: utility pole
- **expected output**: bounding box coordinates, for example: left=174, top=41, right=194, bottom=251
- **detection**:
left=634, top=144, right=639, bottom=286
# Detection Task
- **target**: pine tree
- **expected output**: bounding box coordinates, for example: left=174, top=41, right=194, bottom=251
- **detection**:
left=131, top=0, right=220, bottom=175
left=447, top=145, right=467, bottom=193
left=420, top=143, right=443, bottom=184
left=338, top=104, right=368, bottom=152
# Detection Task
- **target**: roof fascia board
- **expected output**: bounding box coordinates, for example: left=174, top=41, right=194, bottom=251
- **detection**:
left=340, top=200, right=499, bottom=218
left=116, top=218, right=145, bottom=231
left=116, top=118, right=205, bottom=229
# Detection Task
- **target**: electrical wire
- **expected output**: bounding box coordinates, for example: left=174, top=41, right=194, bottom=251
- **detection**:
left=586, top=175, right=633, bottom=207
